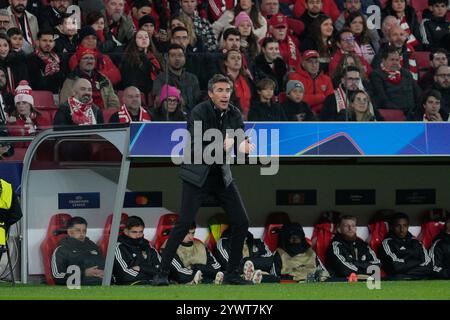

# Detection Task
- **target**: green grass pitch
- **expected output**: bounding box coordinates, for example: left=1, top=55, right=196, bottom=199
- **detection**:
left=0, top=281, right=449, bottom=300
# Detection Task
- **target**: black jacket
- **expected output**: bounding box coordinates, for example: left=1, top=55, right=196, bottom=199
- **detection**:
left=54, top=32, right=78, bottom=55
left=119, top=52, right=159, bottom=95
left=378, top=232, right=433, bottom=278
left=281, top=99, right=315, bottom=121
left=369, top=68, right=421, bottom=113
left=51, top=237, right=105, bottom=285
left=420, top=15, right=449, bottom=51
left=37, top=5, right=62, bottom=32
left=429, top=231, right=450, bottom=279
left=26, top=52, right=67, bottom=94
left=170, top=239, right=221, bottom=284
left=252, top=54, right=288, bottom=96
left=113, top=234, right=161, bottom=285
left=180, top=99, right=245, bottom=188
left=432, top=82, right=450, bottom=115
left=248, top=100, right=287, bottom=121
left=0, top=188, right=22, bottom=231
left=150, top=107, right=187, bottom=122
left=326, top=233, right=381, bottom=278
left=214, top=230, right=275, bottom=274
left=0, top=53, right=30, bottom=93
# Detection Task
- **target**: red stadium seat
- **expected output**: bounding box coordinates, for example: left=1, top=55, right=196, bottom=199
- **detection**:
left=415, top=51, right=431, bottom=77
left=367, top=210, right=394, bottom=252
left=32, top=91, right=57, bottom=110
left=98, top=213, right=129, bottom=256
left=410, top=0, right=428, bottom=12
left=263, top=223, right=284, bottom=252
left=91, top=142, right=122, bottom=162
left=378, top=109, right=406, bottom=121
left=151, top=213, right=180, bottom=251
left=417, top=209, right=448, bottom=249
left=40, top=213, right=72, bottom=285
left=7, top=147, right=28, bottom=162
left=311, top=211, right=340, bottom=264
left=102, top=108, right=119, bottom=123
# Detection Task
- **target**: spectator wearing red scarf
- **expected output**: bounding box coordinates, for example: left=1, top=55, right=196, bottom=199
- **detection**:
left=109, top=86, right=151, bottom=123
left=60, top=47, right=120, bottom=109
left=7, top=81, right=51, bottom=140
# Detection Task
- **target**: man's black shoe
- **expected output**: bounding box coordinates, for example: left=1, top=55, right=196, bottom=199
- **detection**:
left=223, top=272, right=253, bottom=285
left=152, top=271, right=170, bottom=286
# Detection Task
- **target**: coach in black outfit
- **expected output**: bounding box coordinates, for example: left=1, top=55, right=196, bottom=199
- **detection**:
left=153, top=74, right=255, bottom=286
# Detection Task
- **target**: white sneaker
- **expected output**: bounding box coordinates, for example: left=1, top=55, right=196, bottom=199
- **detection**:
left=190, top=270, right=203, bottom=285
left=214, top=271, right=224, bottom=285
left=243, top=260, right=255, bottom=281
left=252, top=269, right=263, bottom=284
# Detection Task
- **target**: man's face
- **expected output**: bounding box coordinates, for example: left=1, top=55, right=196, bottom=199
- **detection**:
left=79, top=54, right=96, bottom=72
left=171, top=30, right=189, bottom=49
left=431, top=53, right=448, bottom=69
left=208, top=81, right=232, bottom=110
left=9, top=34, right=22, bottom=50
left=288, top=88, right=304, bottom=103
left=302, top=57, right=320, bottom=75
left=261, top=0, right=279, bottom=15
left=223, top=34, right=240, bottom=51
left=389, top=27, right=406, bottom=48
left=383, top=52, right=401, bottom=71
left=124, top=226, right=144, bottom=240
left=74, top=79, right=93, bottom=103
left=225, top=51, right=242, bottom=71
left=133, top=6, right=152, bottom=20
left=339, top=219, right=357, bottom=240
left=435, top=66, right=450, bottom=88
left=62, top=16, right=78, bottom=36
left=393, top=218, right=409, bottom=239
left=182, top=228, right=195, bottom=243
left=168, top=48, right=185, bottom=70
left=345, top=0, right=361, bottom=12
left=431, top=2, right=447, bottom=18
left=289, top=234, right=302, bottom=245
left=0, top=15, right=10, bottom=33
left=181, top=0, right=197, bottom=15
left=270, top=25, right=287, bottom=41
left=342, top=70, right=360, bottom=91
left=68, top=223, right=87, bottom=242
left=262, top=41, right=279, bottom=62
left=141, top=22, right=155, bottom=37
left=338, top=32, right=355, bottom=53
left=10, top=0, right=27, bottom=14
left=51, top=0, right=71, bottom=14
left=423, top=95, right=440, bottom=115
left=38, top=34, right=55, bottom=53
left=306, top=0, right=323, bottom=14
left=105, top=0, right=125, bottom=22
left=123, top=87, right=141, bottom=112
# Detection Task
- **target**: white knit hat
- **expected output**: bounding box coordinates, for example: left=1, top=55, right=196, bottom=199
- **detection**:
left=14, top=80, right=34, bottom=106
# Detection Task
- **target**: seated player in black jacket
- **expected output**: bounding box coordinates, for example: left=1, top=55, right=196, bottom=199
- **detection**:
left=379, top=212, right=433, bottom=280
left=51, top=217, right=105, bottom=285
left=429, top=215, right=450, bottom=279
left=113, top=216, right=161, bottom=285
left=326, top=215, right=381, bottom=280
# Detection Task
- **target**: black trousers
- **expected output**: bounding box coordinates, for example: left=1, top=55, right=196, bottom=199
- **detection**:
left=161, top=175, right=249, bottom=273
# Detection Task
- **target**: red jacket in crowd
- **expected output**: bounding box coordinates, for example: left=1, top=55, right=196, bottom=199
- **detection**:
left=288, top=67, right=334, bottom=114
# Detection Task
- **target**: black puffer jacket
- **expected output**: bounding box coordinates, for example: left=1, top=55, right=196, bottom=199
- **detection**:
left=429, top=230, right=450, bottom=279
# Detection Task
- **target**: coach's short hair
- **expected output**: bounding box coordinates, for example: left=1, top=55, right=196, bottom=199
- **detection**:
left=208, top=74, right=233, bottom=92
left=67, top=217, right=88, bottom=228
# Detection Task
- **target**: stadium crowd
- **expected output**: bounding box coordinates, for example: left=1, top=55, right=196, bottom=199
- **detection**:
left=0, top=0, right=449, bottom=154
left=50, top=211, right=450, bottom=285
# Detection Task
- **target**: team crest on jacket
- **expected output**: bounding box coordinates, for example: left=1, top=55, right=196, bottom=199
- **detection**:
left=321, top=85, right=327, bottom=92
left=142, top=251, right=147, bottom=259
left=91, top=250, right=98, bottom=255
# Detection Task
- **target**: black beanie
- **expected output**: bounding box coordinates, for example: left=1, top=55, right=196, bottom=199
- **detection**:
left=138, top=14, right=156, bottom=29
left=78, top=26, right=97, bottom=41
